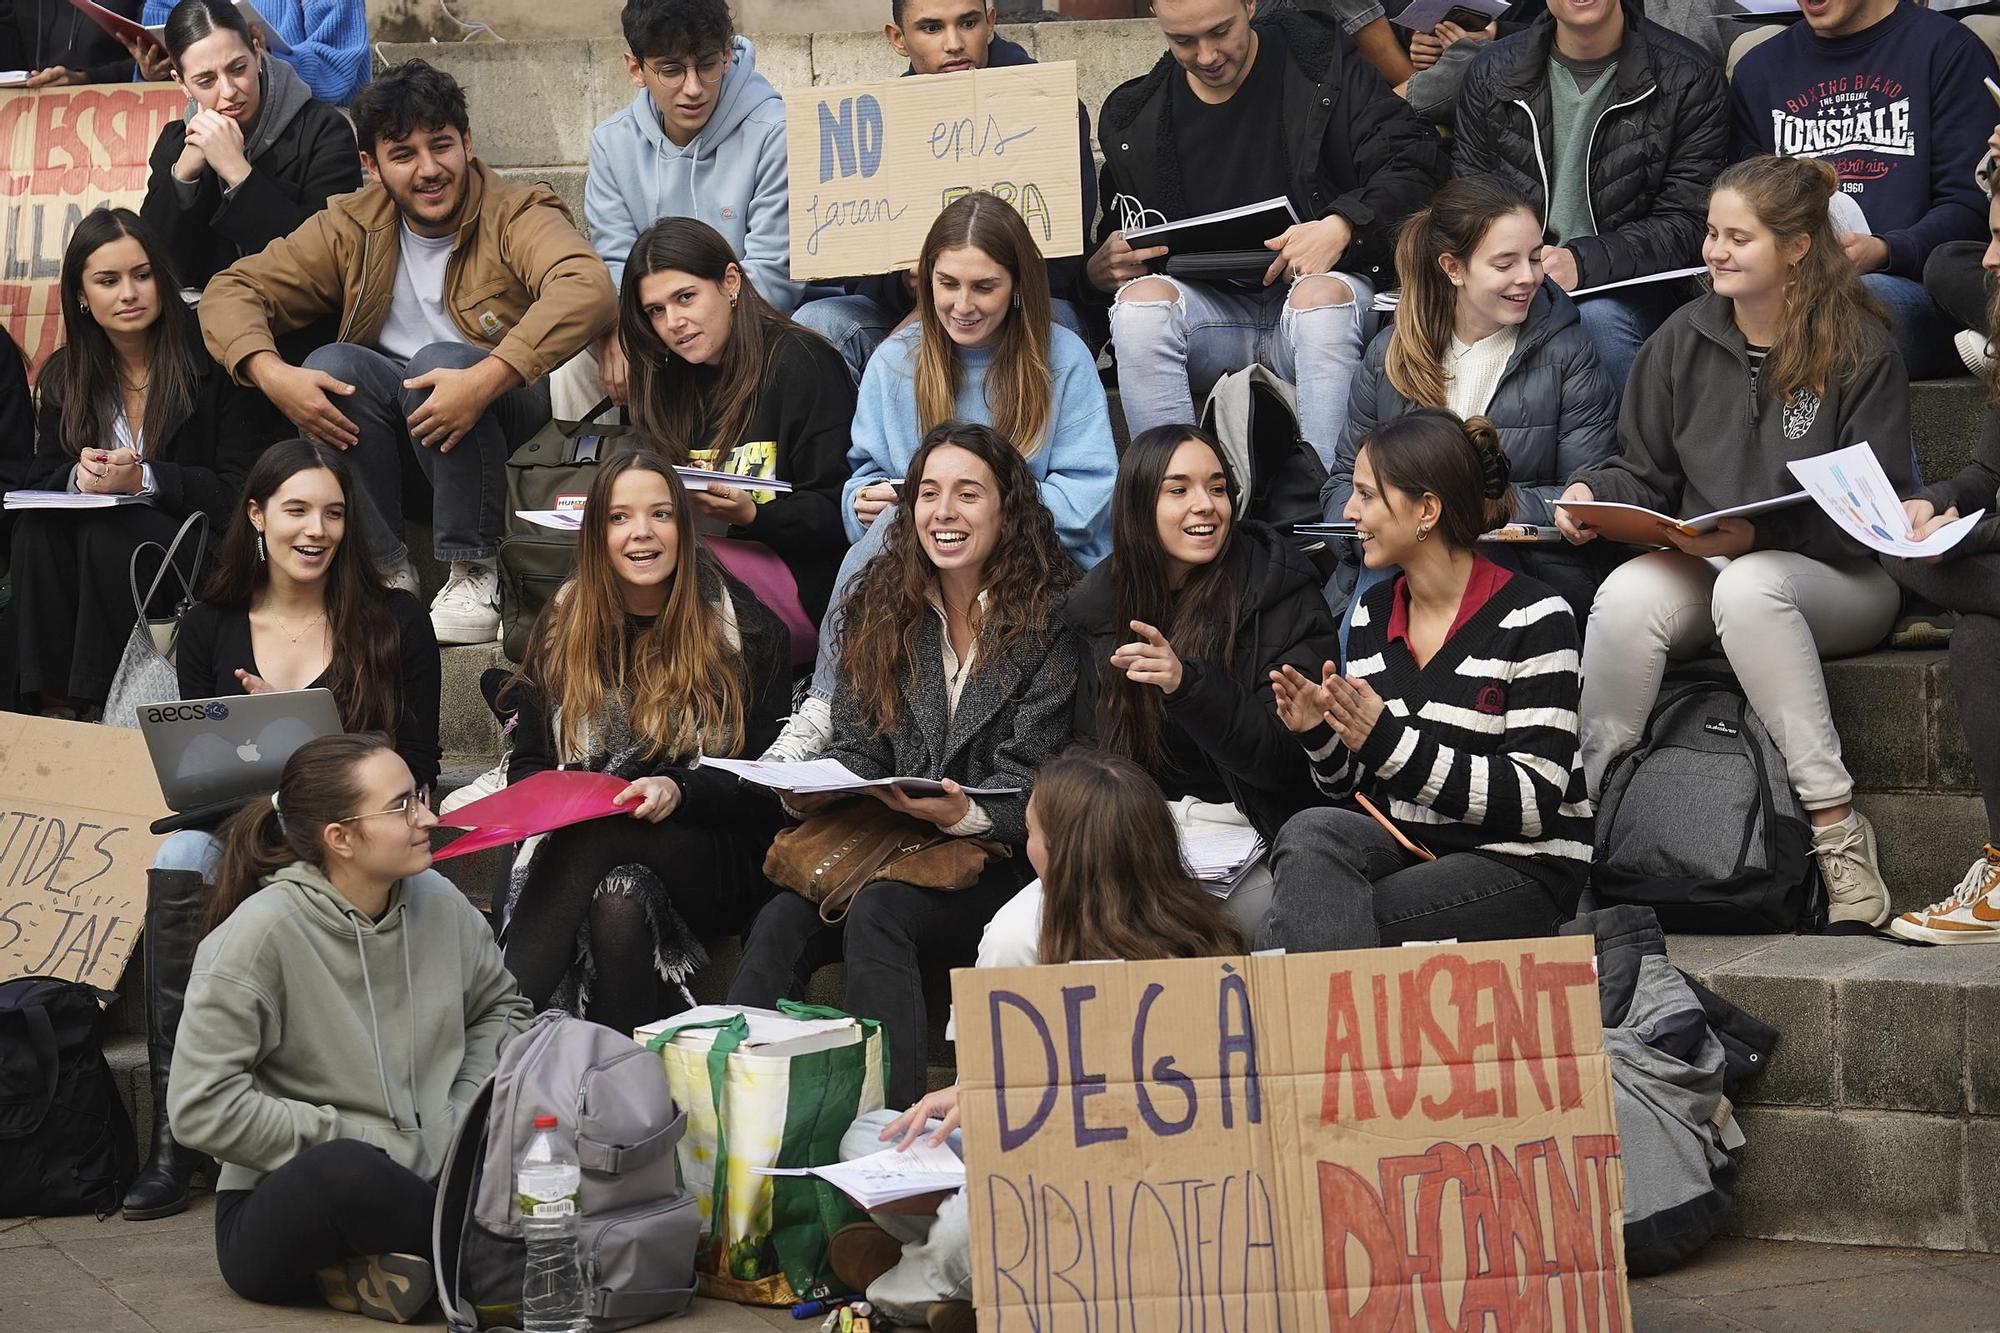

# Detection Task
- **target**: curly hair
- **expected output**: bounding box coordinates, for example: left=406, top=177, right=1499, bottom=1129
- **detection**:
left=621, top=0, right=733, bottom=62
left=837, top=420, right=1078, bottom=733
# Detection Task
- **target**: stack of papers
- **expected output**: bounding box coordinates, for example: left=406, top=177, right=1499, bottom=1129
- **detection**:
left=4, top=490, right=149, bottom=510
left=1183, top=824, right=1265, bottom=900
left=695, top=755, right=1021, bottom=798
left=752, top=1140, right=966, bottom=1209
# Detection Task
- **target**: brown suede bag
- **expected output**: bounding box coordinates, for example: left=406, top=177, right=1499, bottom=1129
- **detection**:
left=764, top=801, right=1009, bottom=923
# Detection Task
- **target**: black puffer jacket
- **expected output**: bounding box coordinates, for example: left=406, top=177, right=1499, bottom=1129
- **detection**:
left=1328, top=280, right=1620, bottom=525
left=1063, top=521, right=1339, bottom=841
left=1094, top=2, right=1449, bottom=290
left=1454, top=4, right=1727, bottom=289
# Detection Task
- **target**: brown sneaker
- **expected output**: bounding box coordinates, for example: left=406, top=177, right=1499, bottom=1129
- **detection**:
left=928, top=1299, right=977, bottom=1332
left=829, top=1221, right=903, bottom=1296
left=313, top=1252, right=435, bottom=1324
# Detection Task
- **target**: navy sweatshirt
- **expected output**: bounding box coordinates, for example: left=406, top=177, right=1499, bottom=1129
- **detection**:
left=1728, top=4, right=1994, bottom=280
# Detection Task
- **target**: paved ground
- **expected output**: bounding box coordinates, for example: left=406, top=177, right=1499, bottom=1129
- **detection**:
left=6, top=1196, right=2000, bottom=1331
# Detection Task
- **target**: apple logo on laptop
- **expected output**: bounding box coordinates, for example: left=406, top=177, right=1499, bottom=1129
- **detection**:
left=236, top=742, right=261, bottom=764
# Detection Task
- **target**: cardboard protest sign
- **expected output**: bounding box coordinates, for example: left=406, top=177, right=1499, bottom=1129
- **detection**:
left=784, top=62, right=1083, bottom=282
left=0, top=83, right=186, bottom=380
left=0, top=714, right=169, bottom=990
left=955, top=938, right=1630, bottom=1331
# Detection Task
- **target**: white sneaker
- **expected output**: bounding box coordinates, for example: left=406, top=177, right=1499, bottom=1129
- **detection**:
left=1812, top=811, right=1892, bottom=929
left=760, top=693, right=833, bottom=764
left=1887, top=848, right=2000, bottom=944
left=438, top=759, right=507, bottom=816
left=430, top=561, right=501, bottom=645
left=384, top=557, right=421, bottom=597
left=1955, top=328, right=1992, bottom=378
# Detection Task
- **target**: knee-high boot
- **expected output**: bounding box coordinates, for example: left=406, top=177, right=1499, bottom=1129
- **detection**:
left=121, top=868, right=214, bottom=1220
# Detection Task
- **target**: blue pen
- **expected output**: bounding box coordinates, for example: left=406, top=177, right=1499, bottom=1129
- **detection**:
left=791, top=1295, right=864, bottom=1319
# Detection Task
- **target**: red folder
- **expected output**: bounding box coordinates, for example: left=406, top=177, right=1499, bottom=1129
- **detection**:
left=432, top=770, right=633, bottom=862
left=65, top=0, right=166, bottom=56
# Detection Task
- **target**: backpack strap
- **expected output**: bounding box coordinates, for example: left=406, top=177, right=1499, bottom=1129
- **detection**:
left=593, top=1284, right=698, bottom=1321
left=431, top=1078, right=496, bottom=1333
left=0, top=1002, right=61, bottom=1140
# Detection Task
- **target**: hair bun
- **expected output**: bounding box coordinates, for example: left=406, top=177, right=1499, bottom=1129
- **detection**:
left=1462, top=416, right=1511, bottom=499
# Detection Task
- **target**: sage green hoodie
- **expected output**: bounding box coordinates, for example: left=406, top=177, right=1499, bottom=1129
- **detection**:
left=168, top=862, right=532, bottom=1193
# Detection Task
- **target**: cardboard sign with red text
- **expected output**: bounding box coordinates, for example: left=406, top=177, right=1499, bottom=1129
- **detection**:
left=0, top=715, right=169, bottom=990
left=0, top=82, right=186, bottom=380
left=953, top=938, right=1630, bottom=1331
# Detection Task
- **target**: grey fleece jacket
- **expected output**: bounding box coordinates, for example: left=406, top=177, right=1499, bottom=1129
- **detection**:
left=1572, top=291, right=1912, bottom=563
left=168, top=862, right=532, bottom=1192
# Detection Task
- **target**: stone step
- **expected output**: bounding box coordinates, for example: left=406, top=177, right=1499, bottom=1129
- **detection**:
left=1669, top=933, right=2000, bottom=1254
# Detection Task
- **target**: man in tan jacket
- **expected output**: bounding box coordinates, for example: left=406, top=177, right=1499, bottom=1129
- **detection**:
left=201, top=59, right=616, bottom=644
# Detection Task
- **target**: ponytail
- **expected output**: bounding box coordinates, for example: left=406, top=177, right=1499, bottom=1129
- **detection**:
left=1386, top=175, right=1540, bottom=409
left=1357, top=408, right=1515, bottom=552
left=205, top=733, right=392, bottom=934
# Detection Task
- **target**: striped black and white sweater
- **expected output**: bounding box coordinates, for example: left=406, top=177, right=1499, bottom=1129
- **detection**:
left=1302, top=568, right=1595, bottom=878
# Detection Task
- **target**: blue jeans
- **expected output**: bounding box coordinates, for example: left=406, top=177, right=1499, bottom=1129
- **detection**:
left=1862, top=272, right=1962, bottom=382
left=1574, top=282, right=1687, bottom=399
left=807, top=513, right=892, bottom=701
left=153, top=828, right=222, bottom=879
left=302, top=341, right=552, bottom=565
left=795, top=294, right=1093, bottom=383
left=1110, top=272, right=1376, bottom=470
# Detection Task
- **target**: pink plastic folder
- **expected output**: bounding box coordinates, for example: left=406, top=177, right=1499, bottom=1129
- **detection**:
left=432, top=770, right=633, bottom=861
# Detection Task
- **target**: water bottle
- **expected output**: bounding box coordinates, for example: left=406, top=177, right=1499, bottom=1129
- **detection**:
left=517, top=1114, right=586, bottom=1333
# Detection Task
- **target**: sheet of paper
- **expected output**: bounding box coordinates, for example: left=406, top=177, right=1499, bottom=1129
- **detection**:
left=1392, top=0, right=1509, bottom=32
left=1181, top=824, right=1263, bottom=876
left=675, top=466, right=794, bottom=494
left=1786, top=443, right=1985, bottom=558
left=0, top=71, right=29, bottom=87
left=1569, top=265, right=1706, bottom=298
left=696, top=754, right=1021, bottom=797
left=751, top=1140, right=966, bottom=1208
left=516, top=509, right=582, bottom=531
left=4, top=489, right=149, bottom=510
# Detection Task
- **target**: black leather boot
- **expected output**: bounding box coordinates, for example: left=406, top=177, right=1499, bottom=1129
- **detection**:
left=122, top=868, right=214, bottom=1220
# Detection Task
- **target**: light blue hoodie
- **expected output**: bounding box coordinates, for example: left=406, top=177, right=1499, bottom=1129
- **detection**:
left=585, top=35, right=799, bottom=312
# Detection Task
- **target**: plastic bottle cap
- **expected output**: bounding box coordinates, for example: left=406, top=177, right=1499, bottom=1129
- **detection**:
left=533, top=1114, right=557, bottom=1129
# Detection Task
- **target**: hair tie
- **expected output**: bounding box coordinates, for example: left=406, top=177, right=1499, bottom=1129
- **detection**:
left=269, top=790, right=285, bottom=832
left=1478, top=445, right=1513, bottom=501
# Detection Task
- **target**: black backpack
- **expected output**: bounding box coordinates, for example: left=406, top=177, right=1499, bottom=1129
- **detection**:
left=1592, top=679, right=1825, bottom=933
left=0, top=977, right=136, bottom=1217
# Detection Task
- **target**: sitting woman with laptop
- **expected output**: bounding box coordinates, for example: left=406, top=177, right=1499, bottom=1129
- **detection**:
left=727, top=421, right=1081, bottom=1110
left=169, top=733, right=531, bottom=1324
left=127, top=438, right=439, bottom=1224
left=9, top=206, right=283, bottom=720
left=500, top=451, right=793, bottom=1040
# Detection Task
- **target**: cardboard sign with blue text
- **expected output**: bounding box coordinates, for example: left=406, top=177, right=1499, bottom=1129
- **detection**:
left=0, top=714, right=169, bottom=990
left=953, top=937, right=1630, bottom=1331
left=784, top=61, right=1082, bottom=282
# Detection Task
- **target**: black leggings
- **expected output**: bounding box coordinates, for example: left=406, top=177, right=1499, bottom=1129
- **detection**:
left=503, top=814, right=776, bottom=1037
left=1886, top=552, right=2000, bottom=842
left=215, top=1140, right=435, bottom=1307
left=726, top=858, right=1031, bottom=1109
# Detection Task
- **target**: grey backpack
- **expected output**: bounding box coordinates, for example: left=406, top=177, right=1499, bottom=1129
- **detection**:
left=432, top=1012, right=700, bottom=1331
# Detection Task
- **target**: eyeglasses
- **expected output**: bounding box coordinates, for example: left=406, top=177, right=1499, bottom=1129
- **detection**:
left=649, top=50, right=731, bottom=86
left=336, top=788, right=433, bottom=828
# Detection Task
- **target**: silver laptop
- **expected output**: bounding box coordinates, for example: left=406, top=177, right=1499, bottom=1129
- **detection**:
left=138, top=689, right=344, bottom=814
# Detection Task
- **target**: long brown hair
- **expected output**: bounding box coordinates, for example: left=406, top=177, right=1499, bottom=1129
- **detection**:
left=53, top=208, right=203, bottom=459
left=621, top=217, right=806, bottom=462
left=1360, top=409, right=1515, bottom=550
left=208, top=733, right=389, bottom=933
left=1097, top=425, right=1243, bottom=771
left=912, top=192, right=1055, bottom=456
left=512, top=452, right=748, bottom=761
left=1386, top=175, right=1538, bottom=409
left=200, top=440, right=404, bottom=736
left=1985, top=168, right=1999, bottom=406
left=838, top=420, right=1077, bottom=733
left=1711, top=155, right=1888, bottom=404
left=1033, top=750, right=1244, bottom=965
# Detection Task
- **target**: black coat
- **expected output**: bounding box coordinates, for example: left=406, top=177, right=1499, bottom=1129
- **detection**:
left=142, top=98, right=362, bottom=292
left=27, top=338, right=285, bottom=526
left=1094, top=2, right=1449, bottom=289
left=1063, top=521, right=1339, bottom=842
left=0, top=0, right=135, bottom=83
left=1454, top=3, right=1727, bottom=289
left=1330, top=280, right=1620, bottom=526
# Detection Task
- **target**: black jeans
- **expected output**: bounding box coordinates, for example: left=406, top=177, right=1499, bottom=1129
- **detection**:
left=215, top=1139, right=436, bottom=1307
left=1923, top=240, right=1991, bottom=337
left=1886, top=551, right=2000, bottom=843
left=1259, top=805, right=1568, bottom=952
left=302, top=340, right=552, bottom=566
left=726, top=858, right=1030, bottom=1109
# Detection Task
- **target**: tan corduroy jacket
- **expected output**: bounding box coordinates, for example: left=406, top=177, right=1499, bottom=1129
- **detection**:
left=200, top=158, right=615, bottom=386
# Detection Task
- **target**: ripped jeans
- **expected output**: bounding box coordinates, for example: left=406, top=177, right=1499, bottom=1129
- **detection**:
left=1110, top=272, right=1374, bottom=470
